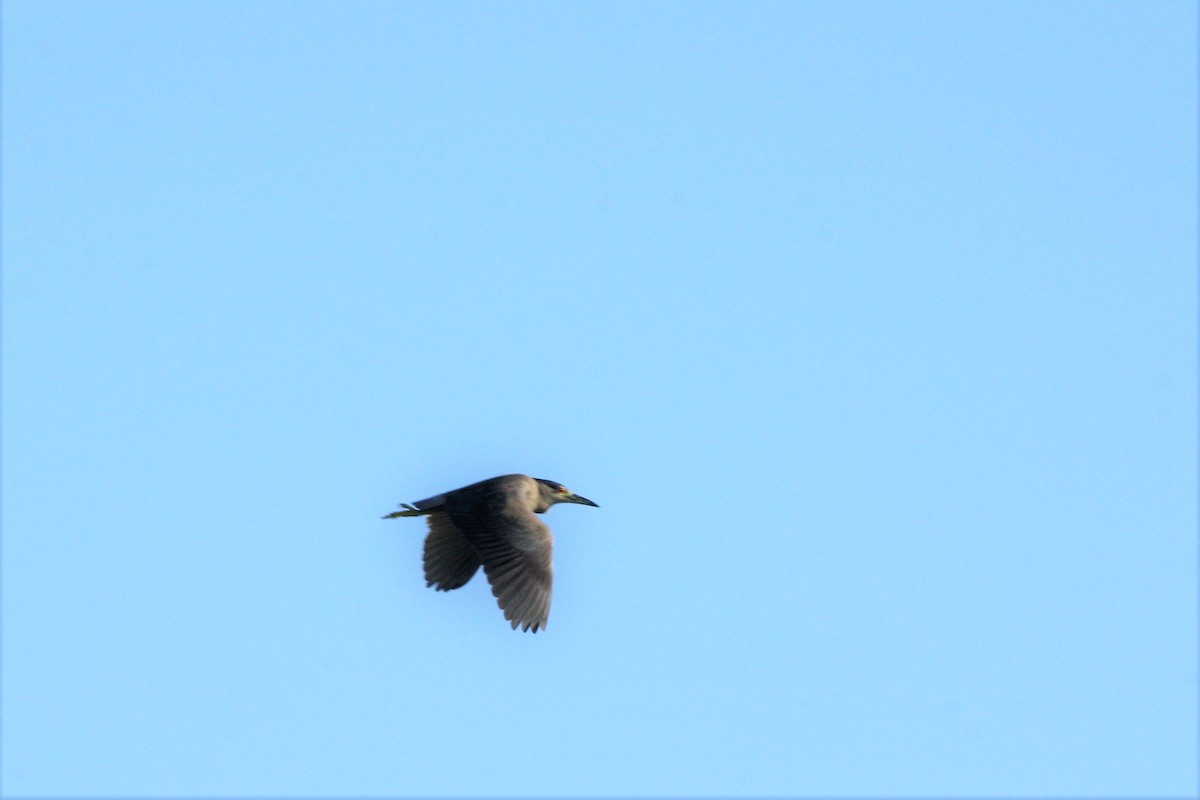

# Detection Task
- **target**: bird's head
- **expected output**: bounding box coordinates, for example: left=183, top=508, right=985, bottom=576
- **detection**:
left=534, top=478, right=599, bottom=513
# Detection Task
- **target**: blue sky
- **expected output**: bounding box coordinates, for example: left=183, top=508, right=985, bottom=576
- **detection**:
left=2, top=2, right=1196, bottom=797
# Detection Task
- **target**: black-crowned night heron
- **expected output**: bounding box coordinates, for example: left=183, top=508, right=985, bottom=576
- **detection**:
left=383, top=474, right=598, bottom=632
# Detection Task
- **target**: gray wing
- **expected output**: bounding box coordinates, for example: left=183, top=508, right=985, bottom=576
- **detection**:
left=423, top=512, right=481, bottom=591
left=443, top=480, right=553, bottom=632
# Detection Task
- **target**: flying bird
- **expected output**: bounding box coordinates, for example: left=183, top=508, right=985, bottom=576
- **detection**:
left=384, top=474, right=598, bottom=632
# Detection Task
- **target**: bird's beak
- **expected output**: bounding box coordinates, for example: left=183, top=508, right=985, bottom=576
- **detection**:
left=569, top=493, right=599, bottom=508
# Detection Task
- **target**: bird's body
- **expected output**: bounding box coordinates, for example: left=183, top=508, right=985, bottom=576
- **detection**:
left=384, top=474, right=598, bottom=632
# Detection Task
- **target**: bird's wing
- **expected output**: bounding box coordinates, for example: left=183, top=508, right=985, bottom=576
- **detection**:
left=423, top=512, right=481, bottom=591
left=444, top=485, right=553, bottom=633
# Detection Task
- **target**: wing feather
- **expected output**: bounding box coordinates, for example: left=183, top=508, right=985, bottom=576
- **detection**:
left=442, top=476, right=553, bottom=633
left=422, top=512, right=481, bottom=591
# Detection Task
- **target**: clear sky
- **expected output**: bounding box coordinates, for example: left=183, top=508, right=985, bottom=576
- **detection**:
left=2, top=2, right=1196, bottom=797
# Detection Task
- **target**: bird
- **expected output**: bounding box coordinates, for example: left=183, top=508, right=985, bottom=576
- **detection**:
left=383, top=474, right=598, bottom=632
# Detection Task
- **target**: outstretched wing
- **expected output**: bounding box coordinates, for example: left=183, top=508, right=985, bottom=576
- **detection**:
left=443, top=478, right=553, bottom=633
left=422, top=512, right=481, bottom=591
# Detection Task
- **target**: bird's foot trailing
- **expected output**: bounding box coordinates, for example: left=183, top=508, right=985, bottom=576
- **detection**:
left=382, top=503, right=426, bottom=519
